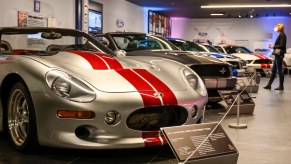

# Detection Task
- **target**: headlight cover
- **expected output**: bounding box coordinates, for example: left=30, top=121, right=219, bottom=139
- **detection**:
left=183, top=69, right=207, bottom=97
left=46, top=70, right=96, bottom=102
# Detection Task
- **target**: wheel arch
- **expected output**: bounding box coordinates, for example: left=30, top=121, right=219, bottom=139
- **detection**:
left=0, top=73, right=26, bottom=132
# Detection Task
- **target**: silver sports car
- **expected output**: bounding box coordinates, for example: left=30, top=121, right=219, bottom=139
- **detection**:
left=0, top=27, right=207, bottom=153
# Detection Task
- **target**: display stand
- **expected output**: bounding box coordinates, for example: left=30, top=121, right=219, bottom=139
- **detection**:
left=218, top=90, right=255, bottom=115
left=161, top=123, right=238, bottom=164
left=236, top=77, right=259, bottom=93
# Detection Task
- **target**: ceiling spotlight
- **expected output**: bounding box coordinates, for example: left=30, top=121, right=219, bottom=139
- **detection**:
left=238, top=14, right=242, bottom=18
left=210, top=13, right=224, bottom=16
left=250, top=14, right=254, bottom=18
left=201, top=4, right=291, bottom=8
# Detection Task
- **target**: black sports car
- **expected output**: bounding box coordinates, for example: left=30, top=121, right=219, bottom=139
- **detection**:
left=94, top=32, right=237, bottom=102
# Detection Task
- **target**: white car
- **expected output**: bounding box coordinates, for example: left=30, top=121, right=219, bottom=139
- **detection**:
left=231, top=53, right=273, bottom=76
left=214, top=45, right=273, bottom=76
left=199, top=44, right=247, bottom=76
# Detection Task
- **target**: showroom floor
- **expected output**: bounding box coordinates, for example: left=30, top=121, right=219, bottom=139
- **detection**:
left=0, top=76, right=291, bottom=164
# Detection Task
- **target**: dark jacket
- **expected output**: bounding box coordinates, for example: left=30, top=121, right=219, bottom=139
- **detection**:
left=273, top=32, right=287, bottom=54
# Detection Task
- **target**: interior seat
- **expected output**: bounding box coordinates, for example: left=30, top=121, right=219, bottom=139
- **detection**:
left=0, top=40, right=13, bottom=54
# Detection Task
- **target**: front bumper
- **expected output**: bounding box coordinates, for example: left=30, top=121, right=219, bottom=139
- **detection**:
left=31, top=89, right=207, bottom=149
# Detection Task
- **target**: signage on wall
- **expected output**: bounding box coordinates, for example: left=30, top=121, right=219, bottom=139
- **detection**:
left=199, top=32, right=208, bottom=36
left=148, top=10, right=171, bottom=38
left=116, top=19, right=124, bottom=28
left=18, top=11, right=47, bottom=27
left=34, top=0, right=40, bottom=13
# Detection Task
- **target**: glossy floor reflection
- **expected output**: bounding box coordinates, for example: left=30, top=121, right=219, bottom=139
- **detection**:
left=0, top=76, right=291, bottom=164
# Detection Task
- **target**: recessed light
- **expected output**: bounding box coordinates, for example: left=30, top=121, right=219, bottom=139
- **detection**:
left=201, top=4, right=291, bottom=8
left=211, top=13, right=224, bottom=16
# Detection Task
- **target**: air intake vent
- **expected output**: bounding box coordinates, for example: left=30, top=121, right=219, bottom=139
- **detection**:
left=127, top=106, right=188, bottom=131
left=190, top=64, right=231, bottom=77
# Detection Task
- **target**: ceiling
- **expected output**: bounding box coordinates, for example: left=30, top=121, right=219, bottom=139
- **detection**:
left=126, top=0, right=291, bottom=18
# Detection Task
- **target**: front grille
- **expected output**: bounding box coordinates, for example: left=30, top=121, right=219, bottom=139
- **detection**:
left=228, top=61, right=242, bottom=69
left=190, top=64, right=231, bottom=77
left=127, top=106, right=188, bottom=131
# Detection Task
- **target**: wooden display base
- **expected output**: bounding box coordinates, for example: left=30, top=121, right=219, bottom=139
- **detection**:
left=218, top=90, right=255, bottom=115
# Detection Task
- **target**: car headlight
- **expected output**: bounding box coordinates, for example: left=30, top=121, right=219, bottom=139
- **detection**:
left=183, top=69, right=207, bottom=97
left=46, top=70, right=96, bottom=102
left=186, top=73, right=198, bottom=89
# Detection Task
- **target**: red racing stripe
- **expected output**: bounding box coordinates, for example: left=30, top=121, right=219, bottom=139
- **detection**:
left=253, top=54, right=264, bottom=59
left=93, top=53, right=123, bottom=69
left=69, top=50, right=109, bottom=70
left=142, top=131, right=167, bottom=147
left=134, top=69, right=178, bottom=105
left=116, top=69, right=161, bottom=107
left=68, top=50, right=123, bottom=70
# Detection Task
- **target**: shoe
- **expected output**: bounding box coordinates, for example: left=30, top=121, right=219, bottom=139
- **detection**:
left=274, top=86, right=284, bottom=90
left=263, top=85, right=271, bottom=89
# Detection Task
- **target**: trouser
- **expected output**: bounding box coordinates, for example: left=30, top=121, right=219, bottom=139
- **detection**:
left=267, top=55, right=284, bottom=86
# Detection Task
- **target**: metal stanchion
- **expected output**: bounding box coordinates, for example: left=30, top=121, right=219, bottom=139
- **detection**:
left=201, top=106, right=206, bottom=123
left=229, top=94, right=247, bottom=129
left=249, top=69, right=257, bottom=98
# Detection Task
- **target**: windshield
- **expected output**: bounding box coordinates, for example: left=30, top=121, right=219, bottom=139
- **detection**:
left=224, top=46, right=252, bottom=54
left=202, top=45, right=221, bottom=53
left=0, top=28, right=114, bottom=56
left=110, top=34, right=180, bottom=51
left=168, top=40, right=205, bottom=52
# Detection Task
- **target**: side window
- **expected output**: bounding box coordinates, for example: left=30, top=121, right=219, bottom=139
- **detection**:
left=113, top=37, right=130, bottom=50
left=95, top=36, right=111, bottom=49
left=215, top=46, right=224, bottom=53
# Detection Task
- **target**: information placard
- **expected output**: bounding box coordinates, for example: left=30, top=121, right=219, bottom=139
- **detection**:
left=161, top=123, right=237, bottom=162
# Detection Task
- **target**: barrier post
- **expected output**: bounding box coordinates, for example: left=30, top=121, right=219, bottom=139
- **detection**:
left=229, top=93, right=247, bottom=129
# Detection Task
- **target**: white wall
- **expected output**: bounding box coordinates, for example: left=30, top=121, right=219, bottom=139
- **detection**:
left=0, top=0, right=146, bottom=33
left=171, top=17, right=291, bottom=51
left=91, top=0, right=147, bottom=33
left=0, top=0, right=75, bottom=28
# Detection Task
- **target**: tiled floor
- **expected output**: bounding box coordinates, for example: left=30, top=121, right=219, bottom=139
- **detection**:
left=0, top=76, right=290, bottom=164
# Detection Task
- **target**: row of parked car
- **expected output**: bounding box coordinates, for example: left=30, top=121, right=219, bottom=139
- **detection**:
left=0, top=27, right=274, bottom=153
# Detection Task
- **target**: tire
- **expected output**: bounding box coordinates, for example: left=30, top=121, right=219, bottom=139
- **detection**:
left=7, top=82, right=38, bottom=153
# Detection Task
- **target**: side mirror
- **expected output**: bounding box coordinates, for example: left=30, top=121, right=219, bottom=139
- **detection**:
left=115, top=50, right=126, bottom=57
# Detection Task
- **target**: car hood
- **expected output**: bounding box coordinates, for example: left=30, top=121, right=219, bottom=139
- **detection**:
left=125, top=50, right=225, bottom=65
left=29, top=51, right=188, bottom=93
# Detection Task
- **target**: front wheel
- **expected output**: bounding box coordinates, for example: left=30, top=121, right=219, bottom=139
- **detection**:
left=7, top=82, right=38, bottom=153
